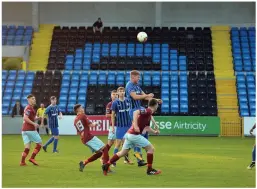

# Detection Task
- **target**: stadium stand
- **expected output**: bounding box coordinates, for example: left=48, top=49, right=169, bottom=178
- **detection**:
left=45, top=26, right=217, bottom=116
left=231, top=27, right=256, bottom=117
left=47, top=26, right=214, bottom=72
left=2, top=70, right=34, bottom=115
left=2, top=25, right=33, bottom=46
left=2, top=26, right=224, bottom=116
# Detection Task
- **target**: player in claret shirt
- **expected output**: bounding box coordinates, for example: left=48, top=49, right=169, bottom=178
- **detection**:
left=102, top=99, right=161, bottom=176
left=105, top=90, right=118, bottom=150
left=73, top=104, right=110, bottom=174
left=20, top=94, right=42, bottom=166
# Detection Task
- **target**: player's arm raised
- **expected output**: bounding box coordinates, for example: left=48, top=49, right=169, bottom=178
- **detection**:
left=133, top=110, right=140, bottom=132
left=141, top=91, right=154, bottom=101
left=130, top=91, right=151, bottom=100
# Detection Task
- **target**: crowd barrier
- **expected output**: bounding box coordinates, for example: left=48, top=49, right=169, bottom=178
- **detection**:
left=243, top=117, right=256, bottom=136
left=2, top=115, right=220, bottom=136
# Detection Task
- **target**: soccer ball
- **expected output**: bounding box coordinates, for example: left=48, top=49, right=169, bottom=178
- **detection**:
left=137, top=32, right=148, bottom=43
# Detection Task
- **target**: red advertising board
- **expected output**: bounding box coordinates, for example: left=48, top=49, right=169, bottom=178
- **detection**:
left=87, top=115, right=110, bottom=135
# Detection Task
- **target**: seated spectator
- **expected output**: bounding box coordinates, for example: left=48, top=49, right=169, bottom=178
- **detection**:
left=93, top=18, right=103, bottom=33
left=11, top=101, right=24, bottom=118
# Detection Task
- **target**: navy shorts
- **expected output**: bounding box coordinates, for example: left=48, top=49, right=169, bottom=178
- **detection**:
left=116, top=127, right=130, bottom=140
left=50, top=127, right=59, bottom=136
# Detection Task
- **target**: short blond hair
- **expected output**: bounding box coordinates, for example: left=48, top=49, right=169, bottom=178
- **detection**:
left=130, top=70, right=140, bottom=76
left=117, top=87, right=125, bottom=92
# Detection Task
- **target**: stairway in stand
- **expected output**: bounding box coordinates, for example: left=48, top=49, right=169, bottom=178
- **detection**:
left=28, top=24, right=54, bottom=71
left=211, top=26, right=241, bottom=136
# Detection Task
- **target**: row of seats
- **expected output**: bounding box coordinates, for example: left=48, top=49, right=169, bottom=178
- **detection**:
left=2, top=25, right=33, bottom=46
left=2, top=70, right=217, bottom=116
left=59, top=70, right=162, bottom=114
left=231, top=27, right=256, bottom=117
left=236, top=72, right=256, bottom=117
left=61, top=70, right=163, bottom=87
left=2, top=70, right=34, bottom=115
left=54, top=26, right=212, bottom=32
left=231, top=27, right=256, bottom=72
left=161, top=72, right=188, bottom=114
left=32, top=71, right=62, bottom=106
left=53, top=26, right=212, bottom=43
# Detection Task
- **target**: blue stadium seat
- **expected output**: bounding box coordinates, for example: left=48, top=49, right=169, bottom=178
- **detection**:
left=80, top=82, right=88, bottom=88
left=23, top=88, right=32, bottom=96
left=78, top=88, right=87, bottom=96
left=4, top=88, right=13, bottom=95
left=70, top=81, right=79, bottom=88
left=152, top=71, right=160, bottom=86
left=161, top=104, right=169, bottom=114
left=59, top=104, right=67, bottom=112
left=89, top=71, right=98, bottom=85
left=6, top=81, right=15, bottom=88
left=116, top=71, right=125, bottom=86
left=98, top=72, right=107, bottom=85
left=67, top=104, right=74, bottom=112
left=61, top=81, right=70, bottom=89
left=143, top=71, right=151, bottom=86
left=13, top=88, right=22, bottom=95
left=107, top=71, right=116, bottom=85
left=69, top=87, right=78, bottom=95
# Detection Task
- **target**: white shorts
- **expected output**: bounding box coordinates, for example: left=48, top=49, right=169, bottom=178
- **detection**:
left=85, top=136, right=105, bottom=152
left=108, top=126, right=117, bottom=140
left=22, top=131, right=42, bottom=145
left=122, top=133, right=151, bottom=150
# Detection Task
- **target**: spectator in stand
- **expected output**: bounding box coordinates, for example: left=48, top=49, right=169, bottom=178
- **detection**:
left=93, top=18, right=103, bottom=33
left=11, top=101, right=24, bottom=118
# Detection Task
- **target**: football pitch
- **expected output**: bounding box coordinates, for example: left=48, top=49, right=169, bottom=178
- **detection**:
left=2, top=135, right=256, bottom=188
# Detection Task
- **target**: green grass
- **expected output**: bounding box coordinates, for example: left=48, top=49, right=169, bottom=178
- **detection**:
left=2, top=135, right=256, bottom=188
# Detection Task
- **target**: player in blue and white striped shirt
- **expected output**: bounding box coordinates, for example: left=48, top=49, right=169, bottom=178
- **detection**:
left=125, top=70, right=162, bottom=166
left=42, top=96, right=62, bottom=153
left=111, top=87, right=133, bottom=167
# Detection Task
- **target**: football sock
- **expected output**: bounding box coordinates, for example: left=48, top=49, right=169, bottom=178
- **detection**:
left=46, top=128, right=49, bottom=135
left=102, top=145, right=110, bottom=164
left=53, top=138, right=58, bottom=152
left=114, top=148, right=119, bottom=154
left=106, top=144, right=111, bottom=151
left=124, top=154, right=129, bottom=161
left=84, top=151, right=102, bottom=165
left=31, top=144, right=41, bottom=159
left=21, top=148, right=30, bottom=163
left=109, top=154, right=120, bottom=165
left=44, top=137, right=54, bottom=147
left=147, top=153, right=153, bottom=171
left=134, top=147, right=143, bottom=162
left=252, top=145, right=256, bottom=162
